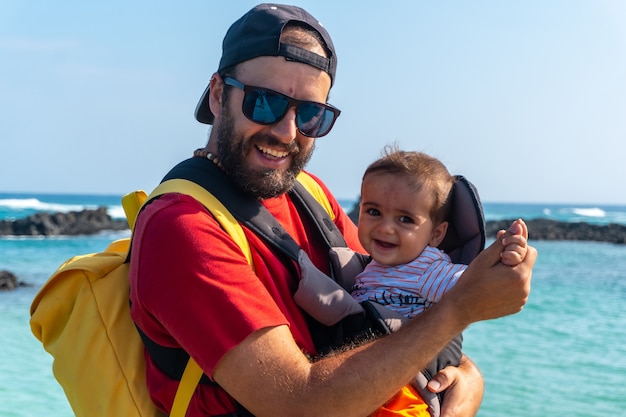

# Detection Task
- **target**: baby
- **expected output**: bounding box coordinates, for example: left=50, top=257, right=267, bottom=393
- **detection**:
left=351, top=148, right=527, bottom=417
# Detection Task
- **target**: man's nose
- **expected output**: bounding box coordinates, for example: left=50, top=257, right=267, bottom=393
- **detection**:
left=268, top=107, right=298, bottom=143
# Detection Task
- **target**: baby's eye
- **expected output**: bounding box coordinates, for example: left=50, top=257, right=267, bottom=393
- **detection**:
left=366, top=208, right=381, bottom=216
left=399, top=216, right=414, bottom=224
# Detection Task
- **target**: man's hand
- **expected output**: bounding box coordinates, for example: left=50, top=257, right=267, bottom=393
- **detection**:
left=445, top=224, right=537, bottom=325
left=427, top=355, right=484, bottom=417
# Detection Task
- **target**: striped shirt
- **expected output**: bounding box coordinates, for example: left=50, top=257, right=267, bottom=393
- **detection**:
left=350, top=246, right=467, bottom=318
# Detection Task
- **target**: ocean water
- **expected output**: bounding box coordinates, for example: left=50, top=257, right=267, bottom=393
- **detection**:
left=1, top=193, right=626, bottom=416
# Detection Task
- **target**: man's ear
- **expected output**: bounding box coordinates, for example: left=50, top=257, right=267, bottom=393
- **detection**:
left=208, top=73, right=224, bottom=119
left=429, top=221, right=449, bottom=247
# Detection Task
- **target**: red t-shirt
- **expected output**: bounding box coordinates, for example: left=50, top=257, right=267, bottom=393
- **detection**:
left=129, top=172, right=364, bottom=416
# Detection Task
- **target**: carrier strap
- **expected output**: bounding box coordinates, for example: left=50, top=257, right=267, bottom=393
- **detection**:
left=162, top=157, right=348, bottom=259
left=139, top=157, right=350, bottom=394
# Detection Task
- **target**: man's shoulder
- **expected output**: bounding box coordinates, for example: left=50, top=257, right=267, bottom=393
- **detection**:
left=136, top=192, right=217, bottom=234
left=298, top=170, right=344, bottom=216
left=299, top=170, right=335, bottom=197
left=142, top=192, right=206, bottom=214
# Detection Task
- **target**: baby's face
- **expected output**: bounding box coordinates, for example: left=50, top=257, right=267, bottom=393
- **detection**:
left=358, top=173, right=442, bottom=266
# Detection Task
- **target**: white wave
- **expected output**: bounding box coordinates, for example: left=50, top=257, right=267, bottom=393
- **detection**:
left=108, top=205, right=126, bottom=220
left=0, top=198, right=89, bottom=212
left=0, top=197, right=125, bottom=223
left=571, top=207, right=606, bottom=218
left=0, top=198, right=45, bottom=209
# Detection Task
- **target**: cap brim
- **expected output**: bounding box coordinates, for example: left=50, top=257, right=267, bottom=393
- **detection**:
left=194, top=83, right=214, bottom=124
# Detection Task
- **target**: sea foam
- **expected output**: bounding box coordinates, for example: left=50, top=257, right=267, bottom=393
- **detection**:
left=0, top=198, right=88, bottom=213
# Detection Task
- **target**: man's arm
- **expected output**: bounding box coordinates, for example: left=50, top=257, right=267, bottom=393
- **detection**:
left=213, top=233, right=536, bottom=417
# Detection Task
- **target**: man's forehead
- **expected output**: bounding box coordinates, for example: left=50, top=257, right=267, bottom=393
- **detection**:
left=235, top=56, right=332, bottom=97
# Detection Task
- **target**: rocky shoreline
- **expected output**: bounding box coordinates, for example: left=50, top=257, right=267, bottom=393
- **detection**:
left=0, top=206, right=624, bottom=244
left=0, top=207, right=127, bottom=236
left=485, top=218, right=626, bottom=244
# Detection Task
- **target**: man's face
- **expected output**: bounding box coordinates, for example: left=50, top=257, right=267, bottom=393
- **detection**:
left=213, top=56, right=332, bottom=199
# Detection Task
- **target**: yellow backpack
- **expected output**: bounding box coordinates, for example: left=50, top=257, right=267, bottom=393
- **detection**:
left=29, top=165, right=335, bottom=417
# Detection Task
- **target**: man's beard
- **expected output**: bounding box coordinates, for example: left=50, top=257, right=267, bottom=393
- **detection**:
left=214, top=107, right=314, bottom=200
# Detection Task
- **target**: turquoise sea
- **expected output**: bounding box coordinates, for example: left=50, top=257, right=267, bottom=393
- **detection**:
left=1, top=192, right=626, bottom=416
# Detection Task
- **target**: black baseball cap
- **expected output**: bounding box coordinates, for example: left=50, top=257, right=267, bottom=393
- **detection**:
left=194, top=3, right=337, bottom=124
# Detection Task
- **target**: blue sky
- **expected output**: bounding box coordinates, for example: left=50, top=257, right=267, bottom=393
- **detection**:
left=2, top=1, right=625, bottom=204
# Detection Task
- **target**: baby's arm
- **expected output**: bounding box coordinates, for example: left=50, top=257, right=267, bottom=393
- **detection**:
left=498, top=218, right=528, bottom=266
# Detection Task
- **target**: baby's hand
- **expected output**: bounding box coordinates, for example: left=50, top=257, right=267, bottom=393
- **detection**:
left=497, top=219, right=528, bottom=266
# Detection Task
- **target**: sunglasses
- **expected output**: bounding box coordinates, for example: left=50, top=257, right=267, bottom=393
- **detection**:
left=223, top=77, right=341, bottom=138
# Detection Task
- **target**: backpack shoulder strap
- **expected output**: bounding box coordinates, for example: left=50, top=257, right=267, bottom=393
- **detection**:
left=132, top=158, right=345, bottom=415
left=148, top=178, right=255, bottom=268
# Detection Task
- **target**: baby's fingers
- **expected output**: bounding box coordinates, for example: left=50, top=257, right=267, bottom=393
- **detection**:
left=502, top=234, right=527, bottom=248
left=501, top=249, right=525, bottom=266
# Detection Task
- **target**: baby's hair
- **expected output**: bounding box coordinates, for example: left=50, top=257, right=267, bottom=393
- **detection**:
left=363, top=145, right=455, bottom=224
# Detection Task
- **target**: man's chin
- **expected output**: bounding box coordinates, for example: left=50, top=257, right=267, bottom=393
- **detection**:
left=232, top=168, right=296, bottom=200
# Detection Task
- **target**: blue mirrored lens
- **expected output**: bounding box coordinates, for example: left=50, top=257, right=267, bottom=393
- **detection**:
left=246, top=91, right=288, bottom=124
left=238, top=83, right=337, bottom=137
left=297, top=104, right=333, bottom=136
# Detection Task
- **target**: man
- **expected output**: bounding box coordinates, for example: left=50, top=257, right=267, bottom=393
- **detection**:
left=129, top=4, right=536, bottom=417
